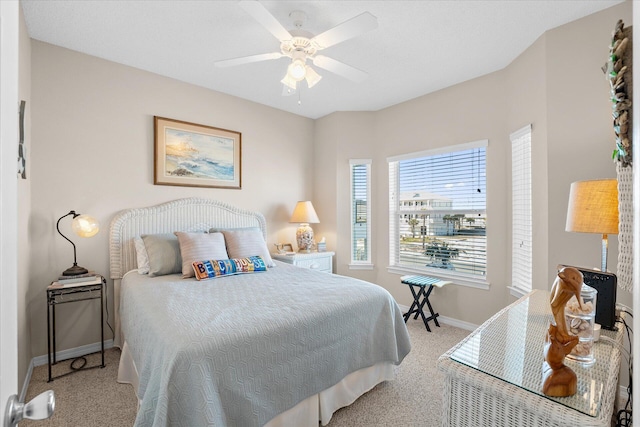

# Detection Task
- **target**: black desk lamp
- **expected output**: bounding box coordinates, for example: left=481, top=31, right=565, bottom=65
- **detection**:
left=57, top=210, right=99, bottom=276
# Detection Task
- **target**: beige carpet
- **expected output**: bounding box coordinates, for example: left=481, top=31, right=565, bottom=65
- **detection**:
left=22, top=319, right=470, bottom=426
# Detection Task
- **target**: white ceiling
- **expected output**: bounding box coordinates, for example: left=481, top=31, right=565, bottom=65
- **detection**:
left=21, top=0, right=624, bottom=119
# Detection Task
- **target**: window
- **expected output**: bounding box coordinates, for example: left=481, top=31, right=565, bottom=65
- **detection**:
left=350, top=159, right=372, bottom=268
left=510, top=125, right=532, bottom=297
left=388, top=140, right=487, bottom=286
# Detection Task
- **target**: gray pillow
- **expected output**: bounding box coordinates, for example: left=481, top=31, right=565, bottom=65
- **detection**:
left=141, top=233, right=182, bottom=277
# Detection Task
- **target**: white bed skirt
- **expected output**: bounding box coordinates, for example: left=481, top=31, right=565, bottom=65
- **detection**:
left=117, top=341, right=394, bottom=426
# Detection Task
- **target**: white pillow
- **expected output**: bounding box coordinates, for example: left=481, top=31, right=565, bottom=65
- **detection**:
left=134, top=236, right=150, bottom=274
left=221, top=229, right=275, bottom=268
left=175, top=231, right=229, bottom=278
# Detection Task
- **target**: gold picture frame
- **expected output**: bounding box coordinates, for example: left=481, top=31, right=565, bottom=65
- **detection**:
left=154, top=116, right=241, bottom=189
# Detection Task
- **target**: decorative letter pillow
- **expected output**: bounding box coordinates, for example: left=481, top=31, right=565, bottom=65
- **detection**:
left=141, top=233, right=182, bottom=277
left=175, top=231, right=228, bottom=278
left=219, top=228, right=275, bottom=267
left=192, top=256, right=267, bottom=280
left=134, top=236, right=150, bottom=274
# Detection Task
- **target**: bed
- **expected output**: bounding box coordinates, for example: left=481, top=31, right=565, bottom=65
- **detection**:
left=110, top=198, right=411, bottom=426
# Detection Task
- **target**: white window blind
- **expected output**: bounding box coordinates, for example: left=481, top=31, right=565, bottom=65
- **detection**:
left=350, top=160, right=372, bottom=267
left=388, top=140, right=487, bottom=280
left=510, top=125, right=532, bottom=295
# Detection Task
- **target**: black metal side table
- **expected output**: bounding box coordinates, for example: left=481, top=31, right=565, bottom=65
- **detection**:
left=46, top=275, right=105, bottom=382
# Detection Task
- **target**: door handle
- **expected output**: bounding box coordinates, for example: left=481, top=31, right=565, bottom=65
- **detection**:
left=4, top=390, right=55, bottom=427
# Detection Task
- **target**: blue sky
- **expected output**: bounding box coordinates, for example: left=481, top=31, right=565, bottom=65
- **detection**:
left=399, top=147, right=486, bottom=210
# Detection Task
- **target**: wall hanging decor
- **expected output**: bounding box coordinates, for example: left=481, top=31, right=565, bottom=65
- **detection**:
left=603, top=19, right=632, bottom=166
left=154, top=116, right=241, bottom=189
left=603, top=20, right=633, bottom=292
left=18, top=100, right=26, bottom=179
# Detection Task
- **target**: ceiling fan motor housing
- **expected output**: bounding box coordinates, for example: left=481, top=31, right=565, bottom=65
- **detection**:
left=281, top=37, right=317, bottom=59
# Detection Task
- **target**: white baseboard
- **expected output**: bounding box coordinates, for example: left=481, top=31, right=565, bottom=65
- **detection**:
left=32, top=339, right=114, bottom=367
left=19, top=359, right=34, bottom=402
left=398, top=304, right=478, bottom=331
left=437, top=315, right=478, bottom=331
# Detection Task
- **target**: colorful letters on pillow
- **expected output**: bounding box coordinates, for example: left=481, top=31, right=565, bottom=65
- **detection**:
left=192, top=256, right=267, bottom=280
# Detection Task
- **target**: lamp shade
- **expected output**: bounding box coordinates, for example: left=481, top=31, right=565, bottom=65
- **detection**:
left=565, top=179, right=618, bottom=234
left=290, top=201, right=320, bottom=224
left=281, top=73, right=297, bottom=90
left=288, top=59, right=306, bottom=81
left=72, top=214, right=100, bottom=237
left=304, top=66, right=322, bottom=88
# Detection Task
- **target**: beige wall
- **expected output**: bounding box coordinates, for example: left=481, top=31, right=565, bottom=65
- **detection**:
left=314, top=112, right=377, bottom=284
left=28, top=42, right=315, bottom=357
left=545, top=3, right=630, bottom=315
left=314, top=1, right=632, bottom=326
left=18, top=4, right=32, bottom=391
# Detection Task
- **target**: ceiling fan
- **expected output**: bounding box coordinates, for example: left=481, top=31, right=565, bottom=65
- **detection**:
left=215, top=0, right=378, bottom=91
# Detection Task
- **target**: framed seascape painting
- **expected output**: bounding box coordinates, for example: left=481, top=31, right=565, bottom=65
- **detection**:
left=154, top=116, right=241, bottom=189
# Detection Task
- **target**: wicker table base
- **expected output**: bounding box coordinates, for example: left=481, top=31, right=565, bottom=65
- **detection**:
left=437, top=290, right=624, bottom=427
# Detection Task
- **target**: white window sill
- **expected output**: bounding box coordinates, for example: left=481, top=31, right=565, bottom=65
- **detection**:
left=387, top=265, right=490, bottom=290
left=349, top=263, right=374, bottom=270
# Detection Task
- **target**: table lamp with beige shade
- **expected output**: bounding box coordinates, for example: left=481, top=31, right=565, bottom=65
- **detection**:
left=565, top=179, right=619, bottom=272
left=290, top=201, right=320, bottom=253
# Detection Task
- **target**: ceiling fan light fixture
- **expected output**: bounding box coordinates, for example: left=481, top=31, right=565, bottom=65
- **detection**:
left=281, top=72, right=298, bottom=90
left=288, top=58, right=307, bottom=81
left=304, top=65, right=322, bottom=88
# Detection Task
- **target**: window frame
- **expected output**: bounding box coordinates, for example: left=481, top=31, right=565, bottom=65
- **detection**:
left=508, top=125, right=533, bottom=298
left=387, top=140, right=489, bottom=289
left=349, top=159, right=373, bottom=270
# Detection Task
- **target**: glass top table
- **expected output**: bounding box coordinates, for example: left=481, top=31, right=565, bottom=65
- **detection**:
left=449, top=290, right=622, bottom=418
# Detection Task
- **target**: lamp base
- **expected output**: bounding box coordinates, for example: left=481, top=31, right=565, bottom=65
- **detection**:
left=296, top=223, right=315, bottom=253
left=62, top=265, right=89, bottom=276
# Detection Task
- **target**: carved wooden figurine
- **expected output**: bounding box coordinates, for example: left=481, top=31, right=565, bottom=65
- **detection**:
left=542, top=267, right=585, bottom=397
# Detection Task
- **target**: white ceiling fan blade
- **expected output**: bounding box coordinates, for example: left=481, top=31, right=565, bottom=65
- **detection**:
left=239, top=0, right=292, bottom=42
left=311, top=12, right=378, bottom=49
left=215, top=52, right=283, bottom=68
left=313, top=55, right=368, bottom=83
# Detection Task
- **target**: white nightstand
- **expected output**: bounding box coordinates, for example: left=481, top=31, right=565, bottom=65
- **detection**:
left=272, top=251, right=334, bottom=273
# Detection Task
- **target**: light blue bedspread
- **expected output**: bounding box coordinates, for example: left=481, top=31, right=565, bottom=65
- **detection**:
left=120, top=261, right=411, bottom=426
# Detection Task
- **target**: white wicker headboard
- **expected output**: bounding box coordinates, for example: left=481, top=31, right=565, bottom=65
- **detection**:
left=109, top=197, right=267, bottom=280
left=109, top=198, right=268, bottom=348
